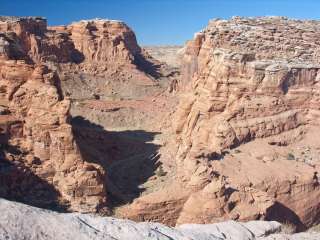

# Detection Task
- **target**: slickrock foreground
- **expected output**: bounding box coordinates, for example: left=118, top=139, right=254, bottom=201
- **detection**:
left=3, top=198, right=317, bottom=240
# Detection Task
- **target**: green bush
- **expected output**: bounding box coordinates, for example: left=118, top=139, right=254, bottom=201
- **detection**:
left=156, top=165, right=166, bottom=177
left=287, top=153, right=295, bottom=160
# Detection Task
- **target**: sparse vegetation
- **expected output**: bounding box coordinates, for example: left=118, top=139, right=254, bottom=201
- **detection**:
left=281, top=222, right=296, bottom=234
left=287, top=153, right=295, bottom=160
left=308, top=224, right=320, bottom=233
left=93, top=94, right=100, bottom=100
left=156, top=165, right=166, bottom=177
left=75, top=101, right=86, bottom=107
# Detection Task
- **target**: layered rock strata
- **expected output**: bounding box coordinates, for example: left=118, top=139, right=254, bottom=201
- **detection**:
left=0, top=16, right=162, bottom=213
left=123, top=17, right=320, bottom=229
left=50, top=19, right=170, bottom=100
left=0, top=51, right=107, bottom=213
left=0, top=15, right=176, bottom=214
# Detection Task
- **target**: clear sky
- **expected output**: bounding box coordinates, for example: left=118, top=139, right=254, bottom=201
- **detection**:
left=1, top=0, right=320, bottom=45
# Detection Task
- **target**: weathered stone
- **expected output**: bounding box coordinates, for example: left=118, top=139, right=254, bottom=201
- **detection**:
left=0, top=198, right=285, bottom=240
left=123, top=17, right=320, bottom=229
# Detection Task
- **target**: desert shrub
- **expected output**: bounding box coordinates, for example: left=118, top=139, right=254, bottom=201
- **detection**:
left=287, top=153, right=295, bottom=160
left=308, top=224, right=320, bottom=233
left=156, top=165, right=166, bottom=177
left=93, top=94, right=100, bottom=100
left=281, top=222, right=296, bottom=234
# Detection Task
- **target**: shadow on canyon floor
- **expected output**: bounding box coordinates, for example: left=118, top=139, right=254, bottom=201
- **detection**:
left=71, top=116, right=161, bottom=207
left=0, top=143, right=69, bottom=212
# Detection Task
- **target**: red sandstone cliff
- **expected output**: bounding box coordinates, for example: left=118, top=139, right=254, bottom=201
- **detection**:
left=123, top=17, right=320, bottom=230
left=0, top=16, right=161, bottom=213
left=0, top=18, right=108, bottom=212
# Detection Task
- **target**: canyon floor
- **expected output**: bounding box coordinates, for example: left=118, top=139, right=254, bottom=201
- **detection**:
left=66, top=45, right=182, bottom=211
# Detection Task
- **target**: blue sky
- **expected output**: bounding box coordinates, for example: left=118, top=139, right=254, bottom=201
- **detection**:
left=1, top=0, right=320, bottom=45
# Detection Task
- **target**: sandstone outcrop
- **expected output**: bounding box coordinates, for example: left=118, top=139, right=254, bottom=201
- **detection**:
left=67, top=19, right=140, bottom=65
left=123, top=17, right=320, bottom=230
left=0, top=16, right=173, bottom=214
left=0, top=198, right=288, bottom=240
left=0, top=58, right=107, bottom=213
left=0, top=16, right=81, bottom=63
left=0, top=17, right=125, bottom=213
left=54, top=19, right=171, bottom=101
left=173, top=17, right=320, bottom=228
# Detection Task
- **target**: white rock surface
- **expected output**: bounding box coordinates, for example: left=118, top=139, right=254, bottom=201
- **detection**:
left=0, top=198, right=318, bottom=240
left=262, top=233, right=320, bottom=240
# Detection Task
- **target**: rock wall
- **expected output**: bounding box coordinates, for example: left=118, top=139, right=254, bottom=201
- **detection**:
left=123, top=17, right=320, bottom=229
left=49, top=19, right=165, bottom=101
left=177, top=16, right=320, bottom=157
left=68, top=19, right=140, bottom=64
left=0, top=16, right=169, bottom=214
left=0, top=17, right=110, bottom=213
left=0, top=16, right=81, bottom=63
left=174, top=17, right=320, bottom=228
left=0, top=60, right=107, bottom=213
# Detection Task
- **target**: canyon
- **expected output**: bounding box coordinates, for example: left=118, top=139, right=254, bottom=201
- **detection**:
left=1, top=15, right=320, bottom=239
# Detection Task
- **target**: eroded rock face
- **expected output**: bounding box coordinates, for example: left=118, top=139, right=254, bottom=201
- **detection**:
left=174, top=17, right=320, bottom=228
left=0, top=15, right=172, bottom=214
left=4, top=198, right=320, bottom=240
left=0, top=60, right=107, bottom=213
left=53, top=19, right=167, bottom=101
left=0, top=198, right=286, bottom=240
left=123, top=17, right=320, bottom=229
left=68, top=20, right=140, bottom=65
left=0, top=16, right=81, bottom=63
left=0, top=16, right=126, bottom=213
